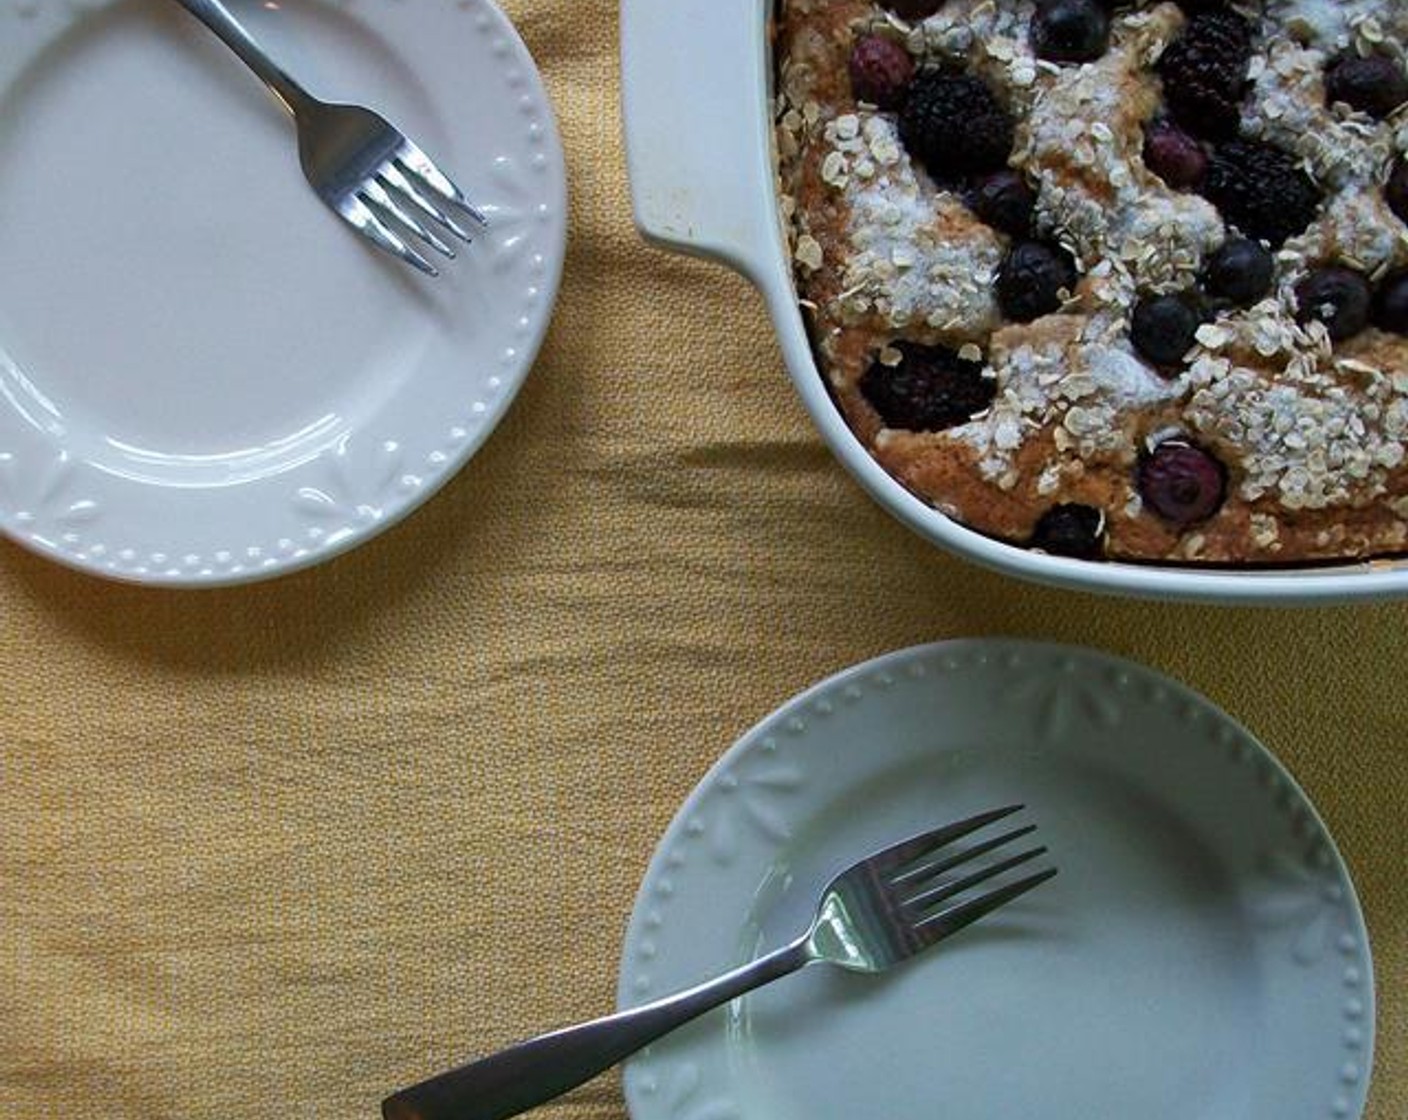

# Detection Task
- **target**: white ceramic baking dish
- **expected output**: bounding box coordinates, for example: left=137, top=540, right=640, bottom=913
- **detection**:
left=619, top=0, right=1408, bottom=605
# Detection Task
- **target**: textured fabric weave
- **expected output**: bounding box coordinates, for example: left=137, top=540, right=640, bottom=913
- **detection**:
left=0, top=2, right=1402, bottom=1118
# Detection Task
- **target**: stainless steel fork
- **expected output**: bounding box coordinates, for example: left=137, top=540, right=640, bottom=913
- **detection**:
left=169, top=0, right=488, bottom=276
left=382, top=805, right=1057, bottom=1120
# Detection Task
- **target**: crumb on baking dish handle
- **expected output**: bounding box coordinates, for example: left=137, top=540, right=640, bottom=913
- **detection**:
left=621, top=0, right=792, bottom=287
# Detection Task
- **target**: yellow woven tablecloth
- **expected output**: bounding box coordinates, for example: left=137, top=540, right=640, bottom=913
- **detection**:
left=1, top=2, right=1404, bottom=1118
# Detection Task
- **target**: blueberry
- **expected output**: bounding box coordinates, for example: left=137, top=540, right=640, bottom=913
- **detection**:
left=1387, top=161, right=1408, bottom=226
left=1325, top=55, right=1408, bottom=120
left=969, top=169, right=1037, bottom=236
left=1137, top=442, right=1227, bottom=526
left=1203, top=239, right=1274, bottom=306
left=1030, top=503, right=1106, bottom=559
left=1131, top=294, right=1201, bottom=369
left=1031, top=0, right=1111, bottom=65
left=1295, top=267, right=1372, bottom=341
left=849, top=35, right=915, bottom=109
left=1143, top=118, right=1208, bottom=190
left=996, top=241, right=1078, bottom=322
left=1373, top=272, right=1408, bottom=335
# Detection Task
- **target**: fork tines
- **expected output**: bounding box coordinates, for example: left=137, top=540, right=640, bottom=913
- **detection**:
left=883, top=805, right=1057, bottom=940
left=341, top=142, right=490, bottom=278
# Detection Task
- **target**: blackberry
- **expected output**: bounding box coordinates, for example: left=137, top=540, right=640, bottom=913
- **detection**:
left=996, top=241, right=1078, bottom=322
left=888, top=0, right=945, bottom=19
left=859, top=342, right=996, bottom=431
left=1325, top=55, right=1408, bottom=120
left=1388, top=161, right=1408, bottom=225
left=899, top=73, right=1014, bottom=181
left=1131, top=294, right=1201, bottom=370
left=1156, top=11, right=1252, bottom=140
left=1030, top=503, right=1106, bottom=560
left=849, top=35, right=914, bottom=109
left=1143, top=118, right=1208, bottom=190
left=1031, top=0, right=1111, bottom=65
left=1295, top=267, right=1372, bottom=341
left=969, top=169, right=1036, bottom=236
left=1374, top=272, right=1408, bottom=335
left=1203, top=239, right=1274, bottom=306
left=1137, top=442, right=1227, bottom=526
left=1202, top=141, right=1322, bottom=247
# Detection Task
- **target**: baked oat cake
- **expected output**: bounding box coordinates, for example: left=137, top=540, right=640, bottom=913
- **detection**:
left=775, top=0, right=1408, bottom=564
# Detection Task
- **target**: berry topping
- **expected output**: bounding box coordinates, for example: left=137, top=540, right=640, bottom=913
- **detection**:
left=848, top=35, right=914, bottom=109
left=1137, top=442, right=1227, bottom=526
left=1131, top=294, right=1201, bottom=369
left=899, top=73, right=1015, bottom=181
left=1142, top=118, right=1208, bottom=190
left=859, top=342, right=996, bottom=431
left=1325, top=55, right=1408, bottom=120
left=1387, top=161, right=1408, bottom=225
left=1031, top=0, right=1111, bottom=65
left=1030, top=503, right=1106, bottom=560
left=1295, top=267, right=1372, bottom=341
left=969, top=169, right=1037, bottom=236
left=1156, top=11, right=1252, bottom=140
left=1203, top=238, right=1274, bottom=306
left=996, top=241, right=1078, bottom=322
left=1372, top=272, right=1408, bottom=336
left=887, top=0, right=945, bottom=19
left=1202, top=140, right=1323, bottom=247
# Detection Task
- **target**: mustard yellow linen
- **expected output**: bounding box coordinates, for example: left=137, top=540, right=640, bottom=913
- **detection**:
left=0, top=2, right=1402, bottom=1118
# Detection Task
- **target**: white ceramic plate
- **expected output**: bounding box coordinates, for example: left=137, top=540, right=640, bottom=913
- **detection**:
left=0, top=0, right=565, bottom=585
left=618, top=641, right=1375, bottom=1120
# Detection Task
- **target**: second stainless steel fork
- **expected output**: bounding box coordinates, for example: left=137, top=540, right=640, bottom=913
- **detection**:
left=169, top=0, right=488, bottom=276
left=382, top=805, right=1057, bottom=1120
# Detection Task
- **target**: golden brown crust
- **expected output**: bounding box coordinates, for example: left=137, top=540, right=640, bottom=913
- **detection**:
left=776, top=0, right=1408, bottom=566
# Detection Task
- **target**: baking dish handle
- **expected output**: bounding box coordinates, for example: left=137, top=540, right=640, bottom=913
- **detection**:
left=620, top=0, right=787, bottom=286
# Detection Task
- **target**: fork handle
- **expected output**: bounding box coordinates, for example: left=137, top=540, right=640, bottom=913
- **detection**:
left=381, top=937, right=813, bottom=1120
left=167, top=0, right=315, bottom=117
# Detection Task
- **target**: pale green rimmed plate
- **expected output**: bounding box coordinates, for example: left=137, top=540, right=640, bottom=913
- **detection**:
left=618, top=640, right=1374, bottom=1120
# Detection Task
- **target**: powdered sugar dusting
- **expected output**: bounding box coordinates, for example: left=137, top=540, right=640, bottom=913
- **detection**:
left=829, top=114, right=1004, bottom=336
left=1243, top=41, right=1394, bottom=192
left=1289, top=185, right=1408, bottom=280
left=1084, top=344, right=1180, bottom=409
left=1264, top=0, right=1406, bottom=55
left=1021, top=5, right=1226, bottom=293
left=1185, top=351, right=1408, bottom=510
left=947, top=317, right=1182, bottom=486
left=905, top=0, right=1044, bottom=109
